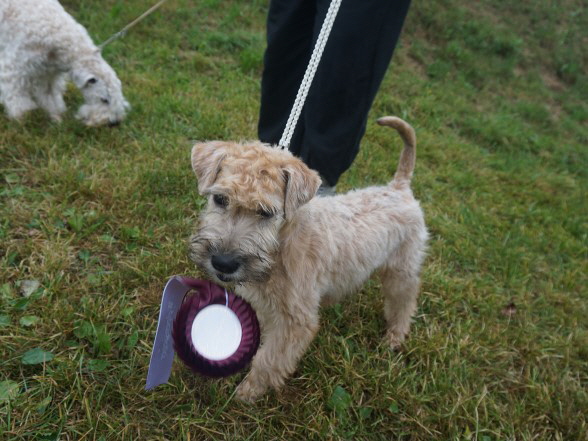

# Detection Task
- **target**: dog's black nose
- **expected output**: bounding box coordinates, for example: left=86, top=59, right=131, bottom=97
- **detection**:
left=211, top=254, right=240, bottom=274
left=108, top=120, right=120, bottom=127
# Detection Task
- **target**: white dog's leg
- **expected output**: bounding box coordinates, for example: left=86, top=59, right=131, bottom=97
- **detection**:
left=32, top=74, right=67, bottom=122
left=1, top=77, right=38, bottom=120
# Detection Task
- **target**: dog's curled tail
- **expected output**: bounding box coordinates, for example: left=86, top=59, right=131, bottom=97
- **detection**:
left=377, top=116, right=416, bottom=188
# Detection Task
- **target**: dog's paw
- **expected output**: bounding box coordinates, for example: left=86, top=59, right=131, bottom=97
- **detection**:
left=49, top=113, right=63, bottom=123
left=235, top=376, right=267, bottom=403
left=385, top=329, right=407, bottom=350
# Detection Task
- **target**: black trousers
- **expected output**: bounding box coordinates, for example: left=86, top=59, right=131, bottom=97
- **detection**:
left=258, top=0, right=411, bottom=186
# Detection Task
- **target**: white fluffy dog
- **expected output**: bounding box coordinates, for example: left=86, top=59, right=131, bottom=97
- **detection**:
left=0, top=0, right=129, bottom=126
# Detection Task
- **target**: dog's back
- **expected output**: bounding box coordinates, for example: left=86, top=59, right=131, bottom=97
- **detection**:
left=0, top=0, right=94, bottom=50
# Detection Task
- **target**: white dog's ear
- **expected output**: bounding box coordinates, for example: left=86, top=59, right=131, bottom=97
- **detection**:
left=282, top=160, right=321, bottom=219
left=191, top=141, right=227, bottom=194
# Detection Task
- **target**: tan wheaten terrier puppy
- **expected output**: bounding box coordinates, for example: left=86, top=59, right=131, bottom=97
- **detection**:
left=189, top=116, right=428, bottom=402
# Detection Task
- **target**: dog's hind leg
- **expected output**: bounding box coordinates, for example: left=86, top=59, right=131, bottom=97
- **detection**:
left=379, top=264, right=421, bottom=350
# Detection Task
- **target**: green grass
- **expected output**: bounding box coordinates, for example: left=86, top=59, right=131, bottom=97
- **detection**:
left=1, top=0, right=586, bottom=439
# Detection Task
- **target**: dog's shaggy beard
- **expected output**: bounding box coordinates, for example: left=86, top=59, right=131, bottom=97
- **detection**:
left=188, top=224, right=279, bottom=286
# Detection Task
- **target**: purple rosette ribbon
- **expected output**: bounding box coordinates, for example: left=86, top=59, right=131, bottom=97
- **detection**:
left=173, top=279, right=260, bottom=377
left=145, top=276, right=260, bottom=390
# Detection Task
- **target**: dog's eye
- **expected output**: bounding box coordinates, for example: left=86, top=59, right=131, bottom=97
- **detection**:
left=257, top=208, right=274, bottom=219
left=213, top=194, right=229, bottom=208
left=101, top=98, right=109, bottom=104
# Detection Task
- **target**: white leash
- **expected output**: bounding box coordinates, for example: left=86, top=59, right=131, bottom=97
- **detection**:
left=278, top=0, right=343, bottom=149
left=98, top=0, right=168, bottom=50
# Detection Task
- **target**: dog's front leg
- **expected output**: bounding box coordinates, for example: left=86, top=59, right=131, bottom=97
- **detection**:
left=236, top=310, right=319, bottom=402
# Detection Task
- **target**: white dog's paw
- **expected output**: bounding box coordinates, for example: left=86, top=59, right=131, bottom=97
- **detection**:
left=49, top=113, right=63, bottom=123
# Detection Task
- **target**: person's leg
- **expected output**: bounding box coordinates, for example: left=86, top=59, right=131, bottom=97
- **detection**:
left=293, top=0, right=412, bottom=186
left=258, top=0, right=317, bottom=146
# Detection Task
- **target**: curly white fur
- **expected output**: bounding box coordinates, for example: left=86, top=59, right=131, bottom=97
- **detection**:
left=0, top=0, right=129, bottom=126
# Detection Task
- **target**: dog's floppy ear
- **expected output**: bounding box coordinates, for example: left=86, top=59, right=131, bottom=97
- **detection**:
left=191, top=141, right=227, bottom=194
left=71, top=68, right=98, bottom=89
left=282, top=159, right=321, bottom=219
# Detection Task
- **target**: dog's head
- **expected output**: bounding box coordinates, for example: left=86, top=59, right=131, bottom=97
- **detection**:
left=71, top=53, right=130, bottom=127
left=189, top=141, right=320, bottom=285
